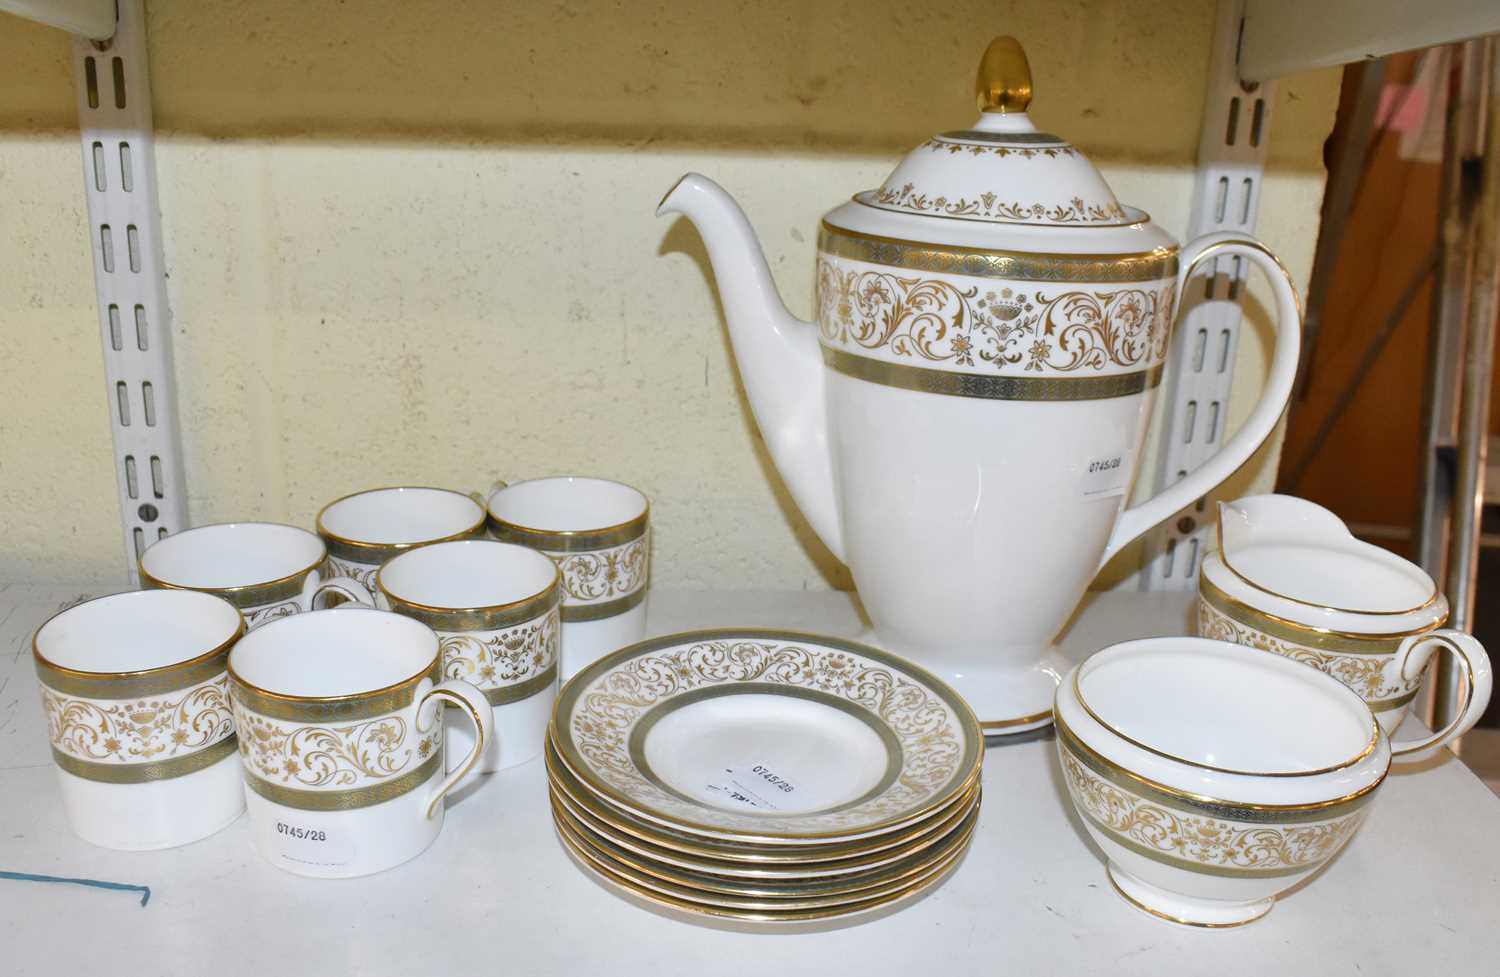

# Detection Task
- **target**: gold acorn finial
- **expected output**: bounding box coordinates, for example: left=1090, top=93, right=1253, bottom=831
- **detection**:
left=975, top=36, right=1032, bottom=113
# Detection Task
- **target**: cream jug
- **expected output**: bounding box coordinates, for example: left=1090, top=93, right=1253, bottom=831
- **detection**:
left=1200, top=494, right=1492, bottom=748
left=658, top=37, right=1302, bottom=730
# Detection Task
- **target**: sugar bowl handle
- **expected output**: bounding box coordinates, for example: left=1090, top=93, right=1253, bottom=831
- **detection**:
left=1387, top=630, right=1493, bottom=763
left=1099, top=232, right=1302, bottom=568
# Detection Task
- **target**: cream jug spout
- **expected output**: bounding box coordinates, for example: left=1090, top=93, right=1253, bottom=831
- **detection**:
left=657, top=173, right=844, bottom=562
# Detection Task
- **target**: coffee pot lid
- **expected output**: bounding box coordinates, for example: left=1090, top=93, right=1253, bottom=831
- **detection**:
left=857, top=37, right=1143, bottom=228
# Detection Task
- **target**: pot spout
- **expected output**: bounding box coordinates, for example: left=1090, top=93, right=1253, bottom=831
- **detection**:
left=657, top=173, right=844, bottom=563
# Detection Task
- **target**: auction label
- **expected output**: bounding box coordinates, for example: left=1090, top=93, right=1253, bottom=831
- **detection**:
left=1080, top=448, right=1134, bottom=499
left=272, top=818, right=357, bottom=869
left=704, top=762, right=798, bottom=812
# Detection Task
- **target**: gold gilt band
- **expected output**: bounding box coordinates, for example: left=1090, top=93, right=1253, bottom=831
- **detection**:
left=34, top=625, right=242, bottom=700
left=1199, top=576, right=1436, bottom=653
left=489, top=515, right=649, bottom=554
left=1054, top=717, right=1382, bottom=825
left=228, top=660, right=441, bottom=723
left=485, top=664, right=558, bottom=706
left=822, top=347, right=1164, bottom=402
left=818, top=222, right=1179, bottom=283
left=322, top=525, right=486, bottom=565
left=141, top=567, right=314, bottom=611
left=381, top=577, right=562, bottom=632
left=242, top=751, right=442, bottom=812
left=51, top=734, right=238, bottom=785
left=560, top=587, right=647, bottom=623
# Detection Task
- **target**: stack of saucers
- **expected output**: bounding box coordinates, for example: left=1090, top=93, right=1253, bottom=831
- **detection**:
left=545, top=629, right=984, bottom=923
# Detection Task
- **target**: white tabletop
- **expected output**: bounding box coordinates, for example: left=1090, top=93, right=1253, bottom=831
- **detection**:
left=1, top=584, right=1496, bottom=976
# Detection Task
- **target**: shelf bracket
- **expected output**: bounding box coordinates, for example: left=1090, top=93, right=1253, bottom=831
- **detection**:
left=71, top=0, right=188, bottom=581
left=1137, top=0, right=1273, bottom=592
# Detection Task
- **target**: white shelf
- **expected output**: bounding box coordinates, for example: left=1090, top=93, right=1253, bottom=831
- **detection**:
left=2, top=587, right=1499, bottom=974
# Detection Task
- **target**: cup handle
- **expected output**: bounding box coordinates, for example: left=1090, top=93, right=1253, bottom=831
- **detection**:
left=469, top=479, right=508, bottom=508
left=1097, top=232, right=1302, bottom=569
left=418, top=679, right=494, bottom=819
left=300, top=571, right=376, bottom=610
left=1386, top=629, right=1493, bottom=763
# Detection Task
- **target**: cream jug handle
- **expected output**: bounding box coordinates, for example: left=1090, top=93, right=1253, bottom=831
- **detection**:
left=1099, top=232, right=1302, bottom=569
left=1386, top=630, right=1493, bottom=763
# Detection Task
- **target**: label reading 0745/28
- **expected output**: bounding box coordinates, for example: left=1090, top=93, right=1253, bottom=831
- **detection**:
left=276, top=821, right=327, bottom=842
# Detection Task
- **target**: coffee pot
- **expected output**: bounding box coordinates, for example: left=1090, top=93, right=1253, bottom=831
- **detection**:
left=657, top=37, right=1301, bottom=731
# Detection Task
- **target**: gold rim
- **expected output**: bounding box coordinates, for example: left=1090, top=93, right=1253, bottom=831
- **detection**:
left=981, top=708, right=1055, bottom=732
left=1201, top=574, right=1444, bottom=646
left=553, top=794, right=979, bottom=900
left=228, top=613, right=442, bottom=722
left=818, top=221, right=1179, bottom=283
left=1055, top=715, right=1386, bottom=820
left=138, top=522, right=328, bottom=607
left=486, top=477, right=649, bottom=553
left=555, top=812, right=971, bottom=919
left=548, top=746, right=981, bottom=868
left=550, top=628, right=984, bottom=845
left=317, top=486, right=488, bottom=563
left=1072, top=648, right=1379, bottom=779
left=378, top=546, right=562, bottom=632
left=1107, top=871, right=1267, bottom=929
left=550, top=780, right=980, bottom=878
left=1215, top=503, right=1439, bottom=618
left=33, top=593, right=245, bottom=699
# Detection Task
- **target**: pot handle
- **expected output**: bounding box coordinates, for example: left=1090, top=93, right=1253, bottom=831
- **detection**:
left=1387, top=630, right=1493, bottom=764
left=1099, top=232, right=1302, bottom=569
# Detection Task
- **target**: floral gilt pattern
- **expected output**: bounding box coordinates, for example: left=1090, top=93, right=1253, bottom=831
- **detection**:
left=817, top=257, right=1173, bottom=375
left=870, top=181, right=1128, bottom=225
left=918, top=138, right=1080, bottom=159
left=43, top=676, right=234, bottom=764
left=553, top=535, right=648, bottom=605
left=441, top=608, right=558, bottom=690
left=324, top=555, right=379, bottom=592
left=1197, top=599, right=1424, bottom=705
left=244, top=598, right=301, bottom=630
left=1060, top=749, right=1364, bottom=873
left=565, top=638, right=969, bottom=834
left=232, top=705, right=437, bottom=789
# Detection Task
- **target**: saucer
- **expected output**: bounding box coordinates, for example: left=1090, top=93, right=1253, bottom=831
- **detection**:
left=545, top=738, right=980, bottom=867
left=549, top=628, right=983, bottom=845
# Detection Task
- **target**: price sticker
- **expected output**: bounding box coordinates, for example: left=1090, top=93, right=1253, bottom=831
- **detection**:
left=704, top=762, right=799, bottom=811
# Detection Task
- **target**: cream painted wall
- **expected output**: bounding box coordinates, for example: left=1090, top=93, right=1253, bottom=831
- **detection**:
left=0, top=0, right=1340, bottom=590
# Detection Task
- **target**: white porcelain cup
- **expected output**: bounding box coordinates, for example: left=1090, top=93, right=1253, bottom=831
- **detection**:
left=315, top=486, right=488, bottom=591
left=227, top=608, right=494, bottom=878
left=1054, top=636, right=1480, bottom=928
left=376, top=540, right=561, bottom=772
left=1199, top=495, right=1493, bottom=754
left=140, top=522, right=372, bottom=629
left=32, top=589, right=246, bottom=850
left=484, top=477, right=650, bottom=680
